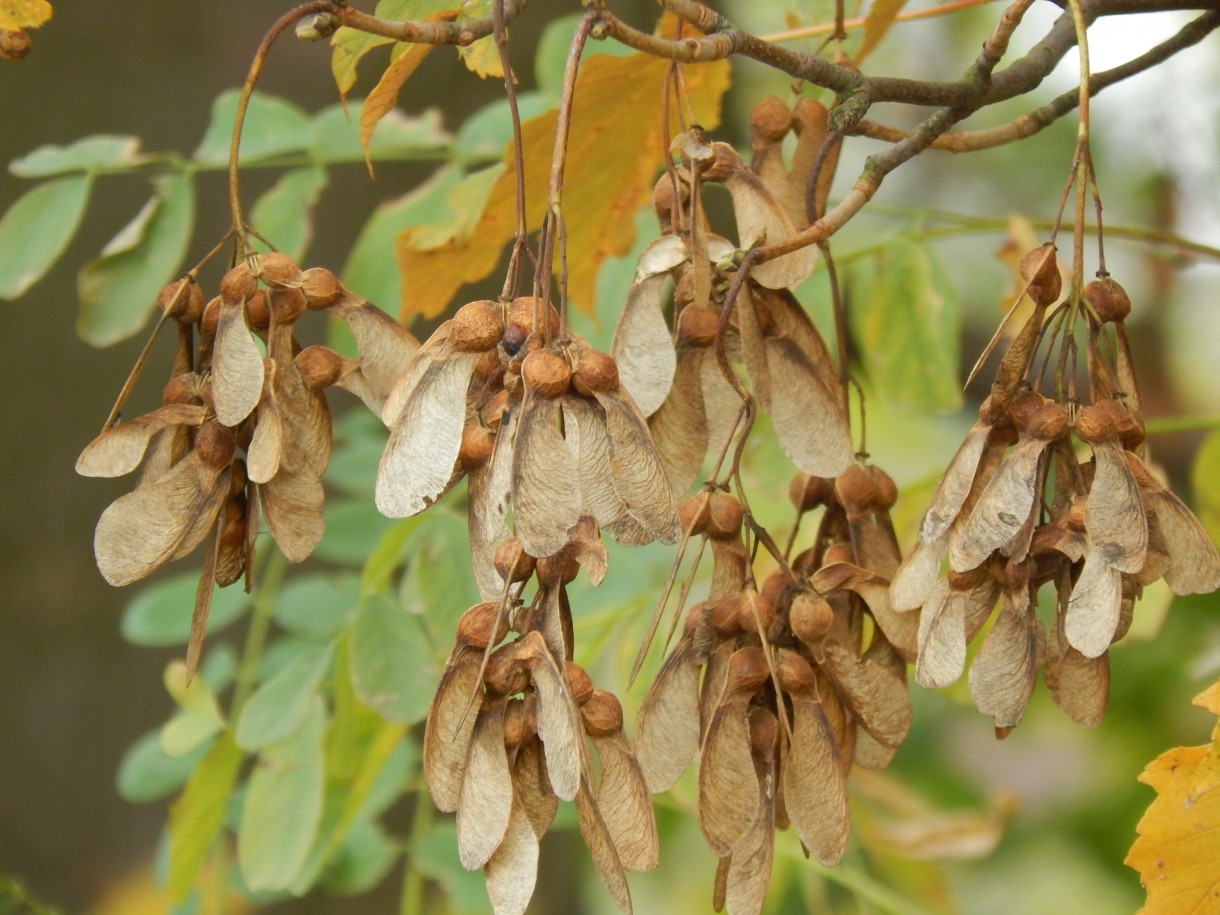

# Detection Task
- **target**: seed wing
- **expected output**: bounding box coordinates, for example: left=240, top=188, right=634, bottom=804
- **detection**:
left=783, top=694, right=849, bottom=865
left=483, top=793, right=539, bottom=915
left=592, top=733, right=659, bottom=872
left=968, top=589, right=1042, bottom=729
left=1065, top=546, right=1123, bottom=658
left=594, top=389, right=681, bottom=545
left=456, top=700, right=513, bottom=870
left=76, top=404, right=207, bottom=478
left=260, top=465, right=324, bottom=563
left=334, top=294, right=420, bottom=401
left=635, top=639, right=702, bottom=793
left=646, top=345, right=709, bottom=497
left=423, top=646, right=483, bottom=812
left=512, top=395, right=582, bottom=559
left=1085, top=442, right=1147, bottom=574
left=612, top=271, right=677, bottom=418
left=212, top=299, right=265, bottom=427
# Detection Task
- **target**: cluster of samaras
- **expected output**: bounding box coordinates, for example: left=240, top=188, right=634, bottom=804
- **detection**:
left=76, top=252, right=418, bottom=670
left=891, top=249, right=1220, bottom=732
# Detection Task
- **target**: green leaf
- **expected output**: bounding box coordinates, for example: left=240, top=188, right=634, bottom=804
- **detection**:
left=193, top=90, right=312, bottom=166
left=235, top=644, right=334, bottom=752
left=406, top=507, right=480, bottom=630
left=249, top=167, right=328, bottom=262
left=121, top=570, right=250, bottom=647
left=348, top=593, right=437, bottom=724
left=0, top=175, right=91, bottom=299
left=309, top=104, right=449, bottom=162
left=76, top=171, right=195, bottom=346
left=274, top=572, right=360, bottom=640
left=238, top=698, right=327, bottom=892
left=314, top=499, right=399, bottom=566
left=340, top=164, right=461, bottom=309
left=1192, top=430, right=1220, bottom=544
left=161, top=661, right=226, bottom=757
left=411, top=822, right=491, bottom=915
left=168, top=731, right=244, bottom=903
left=361, top=517, right=422, bottom=597
left=9, top=135, right=145, bottom=177
left=116, top=729, right=211, bottom=804
left=850, top=237, right=962, bottom=413
left=320, top=820, right=400, bottom=895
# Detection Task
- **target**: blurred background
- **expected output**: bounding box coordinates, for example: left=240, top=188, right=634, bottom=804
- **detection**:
left=1, top=1, right=1219, bottom=913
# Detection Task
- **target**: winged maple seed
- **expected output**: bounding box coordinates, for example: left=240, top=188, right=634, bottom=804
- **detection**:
left=79, top=253, right=418, bottom=676
left=890, top=265, right=1220, bottom=732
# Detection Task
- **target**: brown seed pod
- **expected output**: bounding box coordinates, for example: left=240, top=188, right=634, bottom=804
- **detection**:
left=484, top=643, right=529, bottom=696
left=219, top=262, right=258, bottom=305
left=507, top=296, right=561, bottom=339
left=473, top=347, right=503, bottom=382
left=564, top=662, right=595, bottom=707
left=502, top=697, right=534, bottom=750
left=301, top=267, right=344, bottom=309
left=761, top=569, right=787, bottom=608
left=737, top=587, right=775, bottom=634
left=1073, top=398, right=1127, bottom=443
left=162, top=373, right=201, bottom=406
left=834, top=464, right=879, bottom=511
left=582, top=688, right=625, bottom=738
left=194, top=423, right=236, bottom=468
left=481, top=389, right=511, bottom=430
left=157, top=279, right=205, bottom=324
left=776, top=647, right=817, bottom=694
left=725, top=646, right=770, bottom=691
left=492, top=538, right=535, bottom=583
left=1083, top=277, right=1132, bottom=324
left=270, top=287, right=307, bottom=324
left=652, top=172, right=690, bottom=223
left=677, top=305, right=719, bottom=346
left=678, top=491, right=711, bottom=536
left=244, top=290, right=270, bottom=331
left=252, top=252, right=302, bottom=289
left=789, top=473, right=833, bottom=513
left=572, top=349, right=620, bottom=396
left=706, top=492, right=744, bottom=539
left=750, top=95, right=793, bottom=143
left=0, top=28, right=32, bottom=61
left=295, top=345, right=343, bottom=388
left=789, top=590, right=834, bottom=642
left=458, top=601, right=511, bottom=650
left=522, top=349, right=572, bottom=397
left=459, top=423, right=495, bottom=470
left=451, top=299, right=505, bottom=352
left=712, top=593, right=745, bottom=637
left=199, top=296, right=222, bottom=340
left=1019, top=244, right=1061, bottom=306
left=537, top=551, right=580, bottom=586
left=1008, top=391, right=1069, bottom=440
left=823, top=541, right=855, bottom=566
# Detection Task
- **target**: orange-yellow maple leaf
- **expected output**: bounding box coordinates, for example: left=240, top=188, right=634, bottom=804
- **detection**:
left=0, top=0, right=51, bottom=31
left=395, top=49, right=731, bottom=321
left=1126, top=677, right=1220, bottom=914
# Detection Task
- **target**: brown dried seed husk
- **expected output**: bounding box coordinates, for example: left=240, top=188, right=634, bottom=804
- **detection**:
left=212, top=298, right=266, bottom=428
left=259, top=465, right=324, bottom=563
left=245, top=386, right=284, bottom=485
left=561, top=397, right=647, bottom=547
left=949, top=435, right=1050, bottom=573
left=915, top=580, right=968, bottom=689
left=1084, top=442, right=1147, bottom=575
left=647, top=345, right=709, bottom=496
left=76, top=404, right=208, bottom=478
left=300, top=266, right=344, bottom=309
left=1065, top=546, right=1123, bottom=658
left=521, top=349, right=572, bottom=398
left=252, top=252, right=302, bottom=288
left=332, top=294, right=420, bottom=401
left=635, top=635, right=703, bottom=793
left=423, top=646, right=483, bottom=812
left=158, top=279, right=206, bottom=323
left=698, top=691, right=759, bottom=857
left=822, top=641, right=911, bottom=750
left=520, top=632, right=583, bottom=802
left=514, top=735, right=559, bottom=838
left=94, top=451, right=230, bottom=587
left=483, top=794, right=540, bottom=915
left=724, top=761, right=775, bottom=915
left=593, top=733, right=660, bottom=872
left=377, top=342, right=479, bottom=518
left=450, top=299, right=504, bottom=352
left=468, top=406, right=516, bottom=601
left=784, top=692, right=850, bottom=865
left=612, top=271, right=676, bottom=417
left=968, top=585, right=1042, bottom=729
left=576, top=780, right=633, bottom=914
left=493, top=539, right=535, bottom=584
left=213, top=487, right=251, bottom=588
left=512, top=394, right=583, bottom=559
left=457, top=699, right=514, bottom=870
left=788, top=98, right=834, bottom=228
left=1047, top=580, right=1110, bottom=727
left=1125, top=452, right=1220, bottom=594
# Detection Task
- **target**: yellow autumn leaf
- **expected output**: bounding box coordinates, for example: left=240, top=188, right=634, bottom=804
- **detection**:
left=1125, top=677, right=1220, bottom=914
left=359, top=38, right=441, bottom=168
left=395, top=47, right=731, bottom=321
left=0, top=0, right=51, bottom=31
left=855, top=0, right=908, bottom=65
left=459, top=34, right=504, bottom=79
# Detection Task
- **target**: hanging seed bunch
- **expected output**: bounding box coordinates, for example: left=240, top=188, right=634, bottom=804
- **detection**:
left=77, top=252, right=417, bottom=674
left=610, top=101, right=853, bottom=500
left=376, top=295, right=680, bottom=598
left=890, top=247, right=1220, bottom=732
left=634, top=465, right=913, bottom=914
left=422, top=535, right=658, bottom=915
